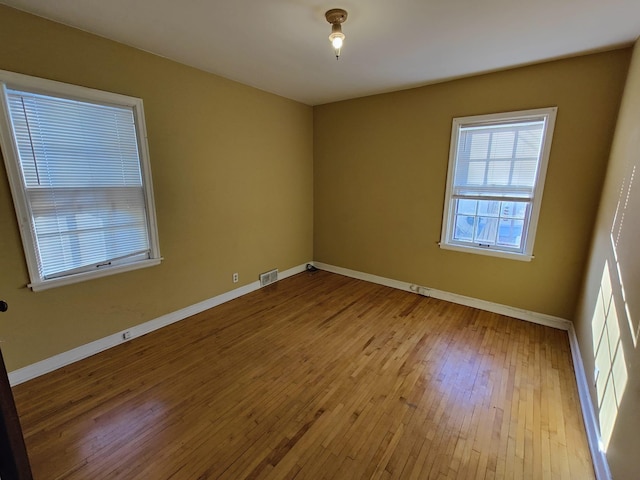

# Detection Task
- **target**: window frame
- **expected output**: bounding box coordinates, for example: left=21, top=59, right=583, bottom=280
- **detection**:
left=0, top=70, right=161, bottom=291
left=439, top=107, right=557, bottom=261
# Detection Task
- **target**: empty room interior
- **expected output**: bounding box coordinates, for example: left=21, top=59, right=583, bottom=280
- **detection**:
left=0, top=1, right=639, bottom=479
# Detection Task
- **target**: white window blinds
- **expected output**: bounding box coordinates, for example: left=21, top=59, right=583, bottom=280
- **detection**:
left=6, top=89, right=152, bottom=280
left=453, top=120, right=546, bottom=199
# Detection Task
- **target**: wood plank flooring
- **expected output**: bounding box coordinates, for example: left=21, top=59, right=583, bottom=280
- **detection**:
left=12, top=270, right=594, bottom=479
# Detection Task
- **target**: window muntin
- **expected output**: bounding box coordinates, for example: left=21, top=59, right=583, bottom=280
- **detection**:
left=441, top=108, right=557, bottom=260
left=0, top=70, right=161, bottom=290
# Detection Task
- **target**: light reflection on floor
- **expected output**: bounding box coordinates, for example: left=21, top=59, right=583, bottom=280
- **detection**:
left=80, top=399, right=167, bottom=459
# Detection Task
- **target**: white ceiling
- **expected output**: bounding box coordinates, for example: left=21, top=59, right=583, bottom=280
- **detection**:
left=2, top=0, right=640, bottom=105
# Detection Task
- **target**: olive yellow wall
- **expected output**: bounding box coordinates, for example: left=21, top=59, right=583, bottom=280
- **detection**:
left=0, top=6, right=313, bottom=371
left=574, top=38, right=640, bottom=479
left=314, top=49, right=631, bottom=320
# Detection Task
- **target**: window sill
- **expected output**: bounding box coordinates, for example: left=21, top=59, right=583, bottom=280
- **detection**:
left=439, top=243, right=533, bottom=262
left=28, top=258, right=163, bottom=292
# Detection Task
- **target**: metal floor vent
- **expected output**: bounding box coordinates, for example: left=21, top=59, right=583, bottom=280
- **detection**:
left=259, top=269, right=278, bottom=287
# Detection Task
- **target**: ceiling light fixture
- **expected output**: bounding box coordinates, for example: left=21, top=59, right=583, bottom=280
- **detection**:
left=325, top=8, right=348, bottom=60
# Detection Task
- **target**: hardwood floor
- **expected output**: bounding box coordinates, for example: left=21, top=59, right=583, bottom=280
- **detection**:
left=12, top=271, right=594, bottom=479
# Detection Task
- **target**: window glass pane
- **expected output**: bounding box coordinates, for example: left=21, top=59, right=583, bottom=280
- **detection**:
left=511, top=160, right=537, bottom=187
left=454, top=215, right=475, bottom=242
left=467, top=161, right=486, bottom=185
left=454, top=120, right=545, bottom=193
left=457, top=199, right=477, bottom=215
left=450, top=199, right=529, bottom=249
left=489, top=131, right=515, bottom=159
left=477, top=200, right=500, bottom=217
left=515, top=129, right=542, bottom=158
left=486, top=160, right=511, bottom=185
left=7, top=91, right=142, bottom=189
left=470, top=133, right=489, bottom=159
left=498, top=219, right=525, bottom=248
left=28, top=187, right=149, bottom=278
left=500, top=201, right=527, bottom=219
left=474, top=217, right=498, bottom=244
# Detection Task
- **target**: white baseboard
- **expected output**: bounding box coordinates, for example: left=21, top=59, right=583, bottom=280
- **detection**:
left=567, top=325, right=612, bottom=480
left=313, top=262, right=572, bottom=331
left=312, top=261, right=610, bottom=479
left=8, top=262, right=310, bottom=386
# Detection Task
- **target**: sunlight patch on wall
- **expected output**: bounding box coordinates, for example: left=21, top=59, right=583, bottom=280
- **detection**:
left=592, top=260, right=628, bottom=450
left=610, top=164, right=637, bottom=345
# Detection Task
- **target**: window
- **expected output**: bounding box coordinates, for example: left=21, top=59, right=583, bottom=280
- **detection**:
left=0, top=70, right=161, bottom=291
left=440, top=107, right=557, bottom=260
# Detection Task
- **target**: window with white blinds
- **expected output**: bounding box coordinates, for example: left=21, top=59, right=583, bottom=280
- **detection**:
left=0, top=70, right=161, bottom=290
left=440, top=108, right=557, bottom=260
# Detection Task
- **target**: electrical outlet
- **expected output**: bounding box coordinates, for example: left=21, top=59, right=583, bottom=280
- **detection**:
left=410, top=284, right=430, bottom=297
left=122, top=330, right=132, bottom=340
left=233, top=272, right=239, bottom=283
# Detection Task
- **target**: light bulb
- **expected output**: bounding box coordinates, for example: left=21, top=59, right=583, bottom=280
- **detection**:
left=328, top=31, right=345, bottom=59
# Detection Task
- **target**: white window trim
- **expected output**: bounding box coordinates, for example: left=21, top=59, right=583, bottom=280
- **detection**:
left=439, top=107, right=557, bottom=261
left=0, top=70, right=162, bottom=291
